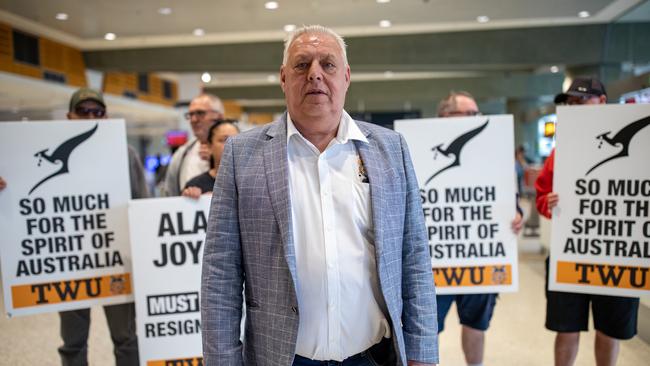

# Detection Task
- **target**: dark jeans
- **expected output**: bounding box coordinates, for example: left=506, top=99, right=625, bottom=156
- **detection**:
left=58, top=302, right=139, bottom=366
left=293, top=337, right=395, bottom=366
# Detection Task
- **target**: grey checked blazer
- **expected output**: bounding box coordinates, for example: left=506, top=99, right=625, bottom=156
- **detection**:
left=201, top=113, right=438, bottom=366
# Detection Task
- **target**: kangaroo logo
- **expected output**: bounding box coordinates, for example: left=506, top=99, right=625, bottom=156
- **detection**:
left=586, top=115, right=650, bottom=175
left=29, top=124, right=98, bottom=194
left=425, top=120, right=489, bottom=185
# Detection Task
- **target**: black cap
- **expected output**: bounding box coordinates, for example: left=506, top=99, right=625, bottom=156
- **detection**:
left=566, top=77, right=607, bottom=98
left=554, top=93, right=569, bottom=105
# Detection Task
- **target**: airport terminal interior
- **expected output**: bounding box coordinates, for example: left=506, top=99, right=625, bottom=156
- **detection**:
left=0, top=0, right=649, bottom=364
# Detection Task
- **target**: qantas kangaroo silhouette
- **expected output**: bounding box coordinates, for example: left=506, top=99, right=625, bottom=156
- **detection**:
left=425, top=119, right=489, bottom=185
left=29, top=124, right=99, bottom=194
left=586, top=115, right=650, bottom=176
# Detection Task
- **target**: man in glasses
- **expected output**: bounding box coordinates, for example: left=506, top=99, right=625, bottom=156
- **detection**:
left=162, top=93, right=225, bottom=196
left=0, top=87, right=148, bottom=365
left=437, top=91, right=481, bottom=117
left=435, top=91, right=523, bottom=366
left=536, top=77, right=638, bottom=366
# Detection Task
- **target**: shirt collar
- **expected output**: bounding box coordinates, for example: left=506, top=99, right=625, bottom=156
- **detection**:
left=286, top=110, right=368, bottom=146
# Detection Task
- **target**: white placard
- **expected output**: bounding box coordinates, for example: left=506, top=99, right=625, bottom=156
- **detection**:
left=550, top=104, right=650, bottom=298
left=395, top=115, right=518, bottom=294
left=0, top=120, right=133, bottom=317
left=129, top=196, right=209, bottom=366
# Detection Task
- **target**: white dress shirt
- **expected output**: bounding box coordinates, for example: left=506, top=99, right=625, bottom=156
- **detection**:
left=179, top=140, right=209, bottom=190
left=287, top=112, right=390, bottom=361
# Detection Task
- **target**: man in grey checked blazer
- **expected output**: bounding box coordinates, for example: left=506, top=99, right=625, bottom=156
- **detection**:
left=201, top=25, right=438, bottom=366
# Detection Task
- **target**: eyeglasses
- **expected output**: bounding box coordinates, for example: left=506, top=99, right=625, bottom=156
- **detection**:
left=75, top=107, right=106, bottom=118
left=446, top=110, right=481, bottom=117
left=184, top=109, right=216, bottom=120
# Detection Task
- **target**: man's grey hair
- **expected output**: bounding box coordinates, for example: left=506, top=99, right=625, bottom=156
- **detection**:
left=282, top=25, right=348, bottom=66
left=193, top=93, right=225, bottom=114
left=436, top=91, right=476, bottom=117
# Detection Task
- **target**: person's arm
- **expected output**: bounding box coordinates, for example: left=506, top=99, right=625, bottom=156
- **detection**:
left=399, top=135, right=439, bottom=366
left=535, top=150, right=556, bottom=219
left=162, top=146, right=185, bottom=197
left=127, top=146, right=150, bottom=199
left=201, top=140, right=244, bottom=366
left=511, top=195, right=524, bottom=234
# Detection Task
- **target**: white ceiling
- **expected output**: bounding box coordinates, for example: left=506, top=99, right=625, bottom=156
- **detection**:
left=0, top=0, right=645, bottom=50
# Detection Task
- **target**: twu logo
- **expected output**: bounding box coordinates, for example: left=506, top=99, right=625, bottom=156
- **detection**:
left=29, top=124, right=98, bottom=194
left=425, top=120, right=489, bottom=185
left=586, top=115, right=650, bottom=176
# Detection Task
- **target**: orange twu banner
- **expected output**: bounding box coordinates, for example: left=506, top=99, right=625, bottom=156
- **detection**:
left=556, top=261, right=650, bottom=290
left=11, top=273, right=132, bottom=308
left=147, top=357, right=203, bottom=366
left=433, top=264, right=512, bottom=287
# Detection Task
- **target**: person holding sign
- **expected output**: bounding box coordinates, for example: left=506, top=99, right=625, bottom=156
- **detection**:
left=59, top=88, right=148, bottom=366
left=0, top=88, right=148, bottom=365
left=163, top=94, right=225, bottom=196
left=201, top=25, right=438, bottom=366
left=181, top=119, right=240, bottom=198
left=435, top=91, right=523, bottom=366
left=535, top=77, right=639, bottom=366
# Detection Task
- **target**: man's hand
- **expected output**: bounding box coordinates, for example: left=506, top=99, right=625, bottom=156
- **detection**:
left=182, top=187, right=203, bottom=199
left=199, top=143, right=211, bottom=161
left=511, top=211, right=523, bottom=234
left=547, top=192, right=559, bottom=210
left=408, top=361, right=437, bottom=366
left=0, top=176, right=6, bottom=191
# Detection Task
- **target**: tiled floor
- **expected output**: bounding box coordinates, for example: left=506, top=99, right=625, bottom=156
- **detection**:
left=1, top=255, right=648, bottom=365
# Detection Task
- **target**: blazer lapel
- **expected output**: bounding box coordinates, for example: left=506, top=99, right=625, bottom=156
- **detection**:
left=354, top=126, right=388, bottom=269
left=263, top=115, right=298, bottom=285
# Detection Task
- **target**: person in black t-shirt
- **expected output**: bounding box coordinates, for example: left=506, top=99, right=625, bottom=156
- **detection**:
left=182, top=119, right=239, bottom=198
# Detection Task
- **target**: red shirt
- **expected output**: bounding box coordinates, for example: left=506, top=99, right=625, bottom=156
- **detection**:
left=535, top=149, right=555, bottom=219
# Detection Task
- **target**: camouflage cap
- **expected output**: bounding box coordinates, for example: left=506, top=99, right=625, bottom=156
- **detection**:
left=69, top=88, right=106, bottom=111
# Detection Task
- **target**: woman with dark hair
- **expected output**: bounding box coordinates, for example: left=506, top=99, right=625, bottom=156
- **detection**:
left=182, top=120, right=239, bottom=198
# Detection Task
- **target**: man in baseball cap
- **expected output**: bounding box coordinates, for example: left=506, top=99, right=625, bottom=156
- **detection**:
left=68, top=87, right=107, bottom=119
left=565, top=77, right=607, bottom=105
left=62, top=87, right=146, bottom=366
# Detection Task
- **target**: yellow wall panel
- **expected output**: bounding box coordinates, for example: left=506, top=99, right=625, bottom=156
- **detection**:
left=40, top=38, right=65, bottom=72
left=223, top=100, right=242, bottom=120
left=11, top=62, right=41, bottom=78
left=0, top=23, right=12, bottom=72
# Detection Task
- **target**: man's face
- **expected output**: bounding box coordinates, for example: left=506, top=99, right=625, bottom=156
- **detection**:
left=67, top=100, right=107, bottom=120
left=187, top=97, right=222, bottom=142
left=444, top=95, right=480, bottom=117
left=567, top=94, right=606, bottom=105
left=280, top=32, right=350, bottom=124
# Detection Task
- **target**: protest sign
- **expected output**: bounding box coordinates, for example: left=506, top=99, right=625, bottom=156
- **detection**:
left=129, top=196, right=210, bottom=365
left=550, top=104, right=650, bottom=297
left=0, top=120, right=132, bottom=316
left=395, top=115, right=518, bottom=294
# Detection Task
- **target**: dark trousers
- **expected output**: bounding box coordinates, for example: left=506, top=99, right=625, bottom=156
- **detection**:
left=58, top=302, right=139, bottom=366
left=293, top=337, right=395, bottom=366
